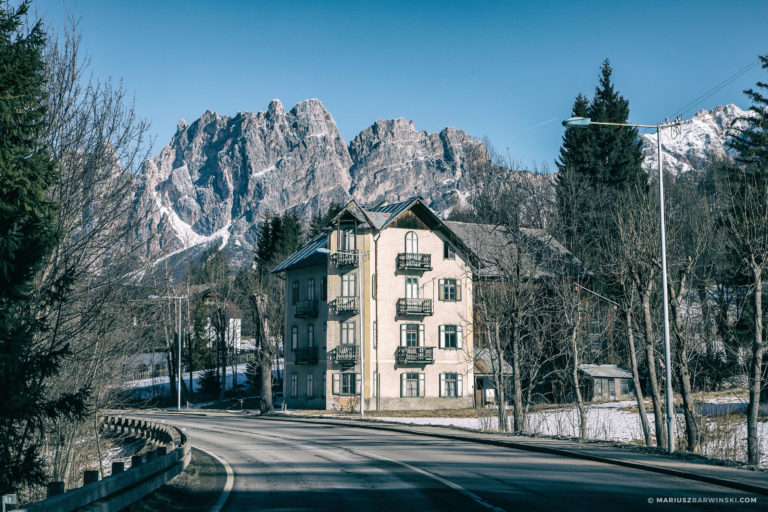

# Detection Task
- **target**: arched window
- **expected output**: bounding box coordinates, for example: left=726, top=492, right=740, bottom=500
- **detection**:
left=405, top=231, right=418, bottom=254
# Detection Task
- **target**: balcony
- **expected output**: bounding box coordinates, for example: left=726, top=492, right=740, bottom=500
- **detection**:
left=295, top=346, right=319, bottom=365
left=331, top=252, right=358, bottom=267
left=397, top=253, right=432, bottom=271
left=396, top=346, right=434, bottom=365
left=295, top=299, right=318, bottom=318
left=333, top=345, right=359, bottom=364
left=332, top=296, right=359, bottom=315
left=396, top=298, right=433, bottom=316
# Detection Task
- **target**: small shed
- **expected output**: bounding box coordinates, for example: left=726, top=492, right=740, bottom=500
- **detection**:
left=579, top=364, right=634, bottom=401
left=473, top=348, right=514, bottom=408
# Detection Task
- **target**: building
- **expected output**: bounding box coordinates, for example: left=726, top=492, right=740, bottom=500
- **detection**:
left=273, top=197, right=479, bottom=411
left=578, top=364, right=635, bottom=401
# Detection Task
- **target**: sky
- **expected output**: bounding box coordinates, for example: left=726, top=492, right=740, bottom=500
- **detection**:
left=38, top=0, right=768, bottom=170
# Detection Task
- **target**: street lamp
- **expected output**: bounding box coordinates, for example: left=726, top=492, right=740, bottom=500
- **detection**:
left=148, top=295, right=189, bottom=411
left=563, top=115, right=680, bottom=453
left=317, top=247, right=368, bottom=418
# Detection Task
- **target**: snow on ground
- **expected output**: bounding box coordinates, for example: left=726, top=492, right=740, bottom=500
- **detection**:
left=375, top=397, right=768, bottom=467
left=120, top=363, right=250, bottom=399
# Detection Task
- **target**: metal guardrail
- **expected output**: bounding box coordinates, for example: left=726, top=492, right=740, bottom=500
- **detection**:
left=17, top=415, right=190, bottom=512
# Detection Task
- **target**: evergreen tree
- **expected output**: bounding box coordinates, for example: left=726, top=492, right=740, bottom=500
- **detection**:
left=0, top=2, right=86, bottom=494
left=255, top=212, right=302, bottom=273
left=308, top=202, right=343, bottom=238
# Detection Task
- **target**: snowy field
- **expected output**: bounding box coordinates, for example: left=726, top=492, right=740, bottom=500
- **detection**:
left=376, top=398, right=768, bottom=468
left=119, top=363, right=251, bottom=399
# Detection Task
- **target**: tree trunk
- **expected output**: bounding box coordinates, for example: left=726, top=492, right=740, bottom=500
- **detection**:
left=747, top=263, right=764, bottom=465
left=494, top=322, right=508, bottom=432
left=219, top=333, right=227, bottom=400
left=641, top=284, right=667, bottom=449
left=625, top=305, right=652, bottom=446
left=668, top=273, right=700, bottom=452
left=512, top=318, right=524, bottom=433
left=570, top=311, right=587, bottom=440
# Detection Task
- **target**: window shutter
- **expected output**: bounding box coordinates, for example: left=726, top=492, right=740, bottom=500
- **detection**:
left=456, top=281, right=462, bottom=301
left=400, top=324, right=406, bottom=347
left=332, top=373, right=340, bottom=395
left=419, top=324, right=425, bottom=347
left=439, top=326, right=445, bottom=349
left=457, top=325, right=463, bottom=349
left=438, top=279, right=445, bottom=301
left=400, top=373, right=405, bottom=398
left=458, top=373, right=464, bottom=397
left=356, top=373, right=362, bottom=395
left=418, top=373, right=425, bottom=397
left=439, top=374, right=445, bottom=398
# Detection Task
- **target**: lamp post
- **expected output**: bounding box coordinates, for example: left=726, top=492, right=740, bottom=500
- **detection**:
left=148, top=294, right=188, bottom=411
left=318, top=248, right=368, bottom=418
left=563, top=115, right=680, bottom=453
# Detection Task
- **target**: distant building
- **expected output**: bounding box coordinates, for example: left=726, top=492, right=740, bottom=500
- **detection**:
left=578, top=364, right=635, bottom=401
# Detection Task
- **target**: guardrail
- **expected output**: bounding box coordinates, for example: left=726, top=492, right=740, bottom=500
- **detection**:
left=17, top=415, right=190, bottom=512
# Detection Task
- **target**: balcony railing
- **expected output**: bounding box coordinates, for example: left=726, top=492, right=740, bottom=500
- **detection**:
left=332, top=296, right=359, bottom=315
left=396, top=298, right=433, bottom=316
left=397, top=253, right=432, bottom=271
left=295, top=346, right=319, bottom=365
left=295, top=299, right=318, bottom=318
left=333, top=345, right=359, bottom=363
left=331, top=252, right=358, bottom=267
left=396, top=346, right=434, bottom=364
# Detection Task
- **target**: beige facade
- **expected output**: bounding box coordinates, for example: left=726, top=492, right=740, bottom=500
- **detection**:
left=278, top=198, right=475, bottom=411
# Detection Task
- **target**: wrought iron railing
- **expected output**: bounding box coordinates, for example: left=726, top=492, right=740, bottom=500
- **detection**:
left=396, top=298, right=433, bottom=316
left=331, top=252, right=358, bottom=267
left=295, top=299, right=318, bottom=318
left=396, top=346, right=434, bottom=364
left=332, top=296, right=359, bottom=314
left=295, top=346, right=319, bottom=365
left=333, top=345, right=359, bottom=363
left=397, top=253, right=432, bottom=271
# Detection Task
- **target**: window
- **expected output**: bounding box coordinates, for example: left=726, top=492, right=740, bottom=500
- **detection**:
left=332, top=372, right=360, bottom=395
left=307, top=325, right=314, bottom=347
left=621, top=379, right=632, bottom=396
left=292, top=281, right=299, bottom=304
left=405, top=231, right=418, bottom=254
left=443, top=241, right=455, bottom=259
left=321, top=277, right=327, bottom=301
left=291, top=326, right=298, bottom=350
left=342, top=272, right=357, bottom=297
left=290, top=374, right=298, bottom=398
left=400, top=372, right=424, bottom=397
left=307, top=278, right=315, bottom=301
left=342, top=227, right=356, bottom=251
left=341, top=320, right=356, bottom=345
left=438, top=279, right=461, bottom=301
left=439, top=325, right=463, bottom=349
left=405, top=276, right=419, bottom=299
left=440, top=373, right=463, bottom=397
left=400, top=323, right=424, bottom=347
left=306, top=374, right=314, bottom=398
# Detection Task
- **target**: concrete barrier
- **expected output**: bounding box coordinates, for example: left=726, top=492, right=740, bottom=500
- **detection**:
left=17, top=415, right=190, bottom=512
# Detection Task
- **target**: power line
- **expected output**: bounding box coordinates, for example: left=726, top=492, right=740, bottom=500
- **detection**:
left=672, top=57, right=762, bottom=119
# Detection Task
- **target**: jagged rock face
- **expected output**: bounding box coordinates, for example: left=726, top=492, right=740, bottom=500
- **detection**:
left=640, top=104, right=747, bottom=176
left=132, top=99, right=490, bottom=271
left=348, top=119, right=487, bottom=211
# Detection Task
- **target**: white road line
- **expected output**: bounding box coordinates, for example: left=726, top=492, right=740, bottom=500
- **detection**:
left=196, top=447, right=234, bottom=512
left=358, top=449, right=507, bottom=512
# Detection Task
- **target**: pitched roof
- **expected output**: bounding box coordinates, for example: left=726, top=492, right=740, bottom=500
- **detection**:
left=578, top=364, right=633, bottom=379
left=271, top=233, right=328, bottom=273
left=474, top=347, right=514, bottom=375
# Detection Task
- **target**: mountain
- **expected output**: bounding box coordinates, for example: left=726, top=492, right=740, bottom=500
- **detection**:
left=640, top=104, right=747, bottom=176
left=131, top=99, right=489, bottom=274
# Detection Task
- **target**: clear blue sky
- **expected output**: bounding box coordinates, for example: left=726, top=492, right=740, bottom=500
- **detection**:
left=38, top=0, right=768, bottom=169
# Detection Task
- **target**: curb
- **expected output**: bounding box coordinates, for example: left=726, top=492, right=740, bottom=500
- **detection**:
left=258, top=414, right=768, bottom=497
left=193, top=447, right=234, bottom=512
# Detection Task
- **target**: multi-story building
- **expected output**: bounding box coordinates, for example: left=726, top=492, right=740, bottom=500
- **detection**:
left=273, top=197, right=479, bottom=411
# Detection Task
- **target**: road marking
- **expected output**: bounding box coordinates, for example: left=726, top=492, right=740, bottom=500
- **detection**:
left=196, top=447, right=234, bottom=512
left=357, top=449, right=507, bottom=512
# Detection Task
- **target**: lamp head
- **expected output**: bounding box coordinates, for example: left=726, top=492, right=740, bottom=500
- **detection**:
left=562, top=117, right=592, bottom=128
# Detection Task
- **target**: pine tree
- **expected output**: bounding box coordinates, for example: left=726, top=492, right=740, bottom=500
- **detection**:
left=308, top=202, right=343, bottom=238
left=0, top=1, right=86, bottom=494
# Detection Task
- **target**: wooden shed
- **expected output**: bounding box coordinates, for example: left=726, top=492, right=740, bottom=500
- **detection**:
left=578, top=364, right=634, bottom=401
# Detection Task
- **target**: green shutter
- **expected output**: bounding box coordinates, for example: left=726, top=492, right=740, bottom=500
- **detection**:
left=332, top=373, right=340, bottom=395
left=457, top=325, right=463, bottom=349
left=439, top=374, right=445, bottom=398
left=418, top=373, right=425, bottom=397
left=438, top=279, right=444, bottom=301
left=456, top=281, right=462, bottom=301
left=457, top=373, right=463, bottom=397
left=400, top=373, right=405, bottom=398
left=419, top=324, right=425, bottom=347
left=400, top=324, right=406, bottom=347
left=438, top=326, right=445, bottom=348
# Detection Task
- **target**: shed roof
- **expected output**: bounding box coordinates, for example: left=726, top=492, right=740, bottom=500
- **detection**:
left=474, top=348, right=514, bottom=375
left=578, top=364, right=633, bottom=379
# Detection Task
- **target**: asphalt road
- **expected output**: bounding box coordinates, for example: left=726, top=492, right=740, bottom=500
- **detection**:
left=141, top=412, right=761, bottom=511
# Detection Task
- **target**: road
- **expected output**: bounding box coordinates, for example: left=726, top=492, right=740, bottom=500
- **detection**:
left=142, top=412, right=760, bottom=511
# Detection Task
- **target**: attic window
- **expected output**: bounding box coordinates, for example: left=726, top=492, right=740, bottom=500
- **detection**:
left=444, top=241, right=455, bottom=260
